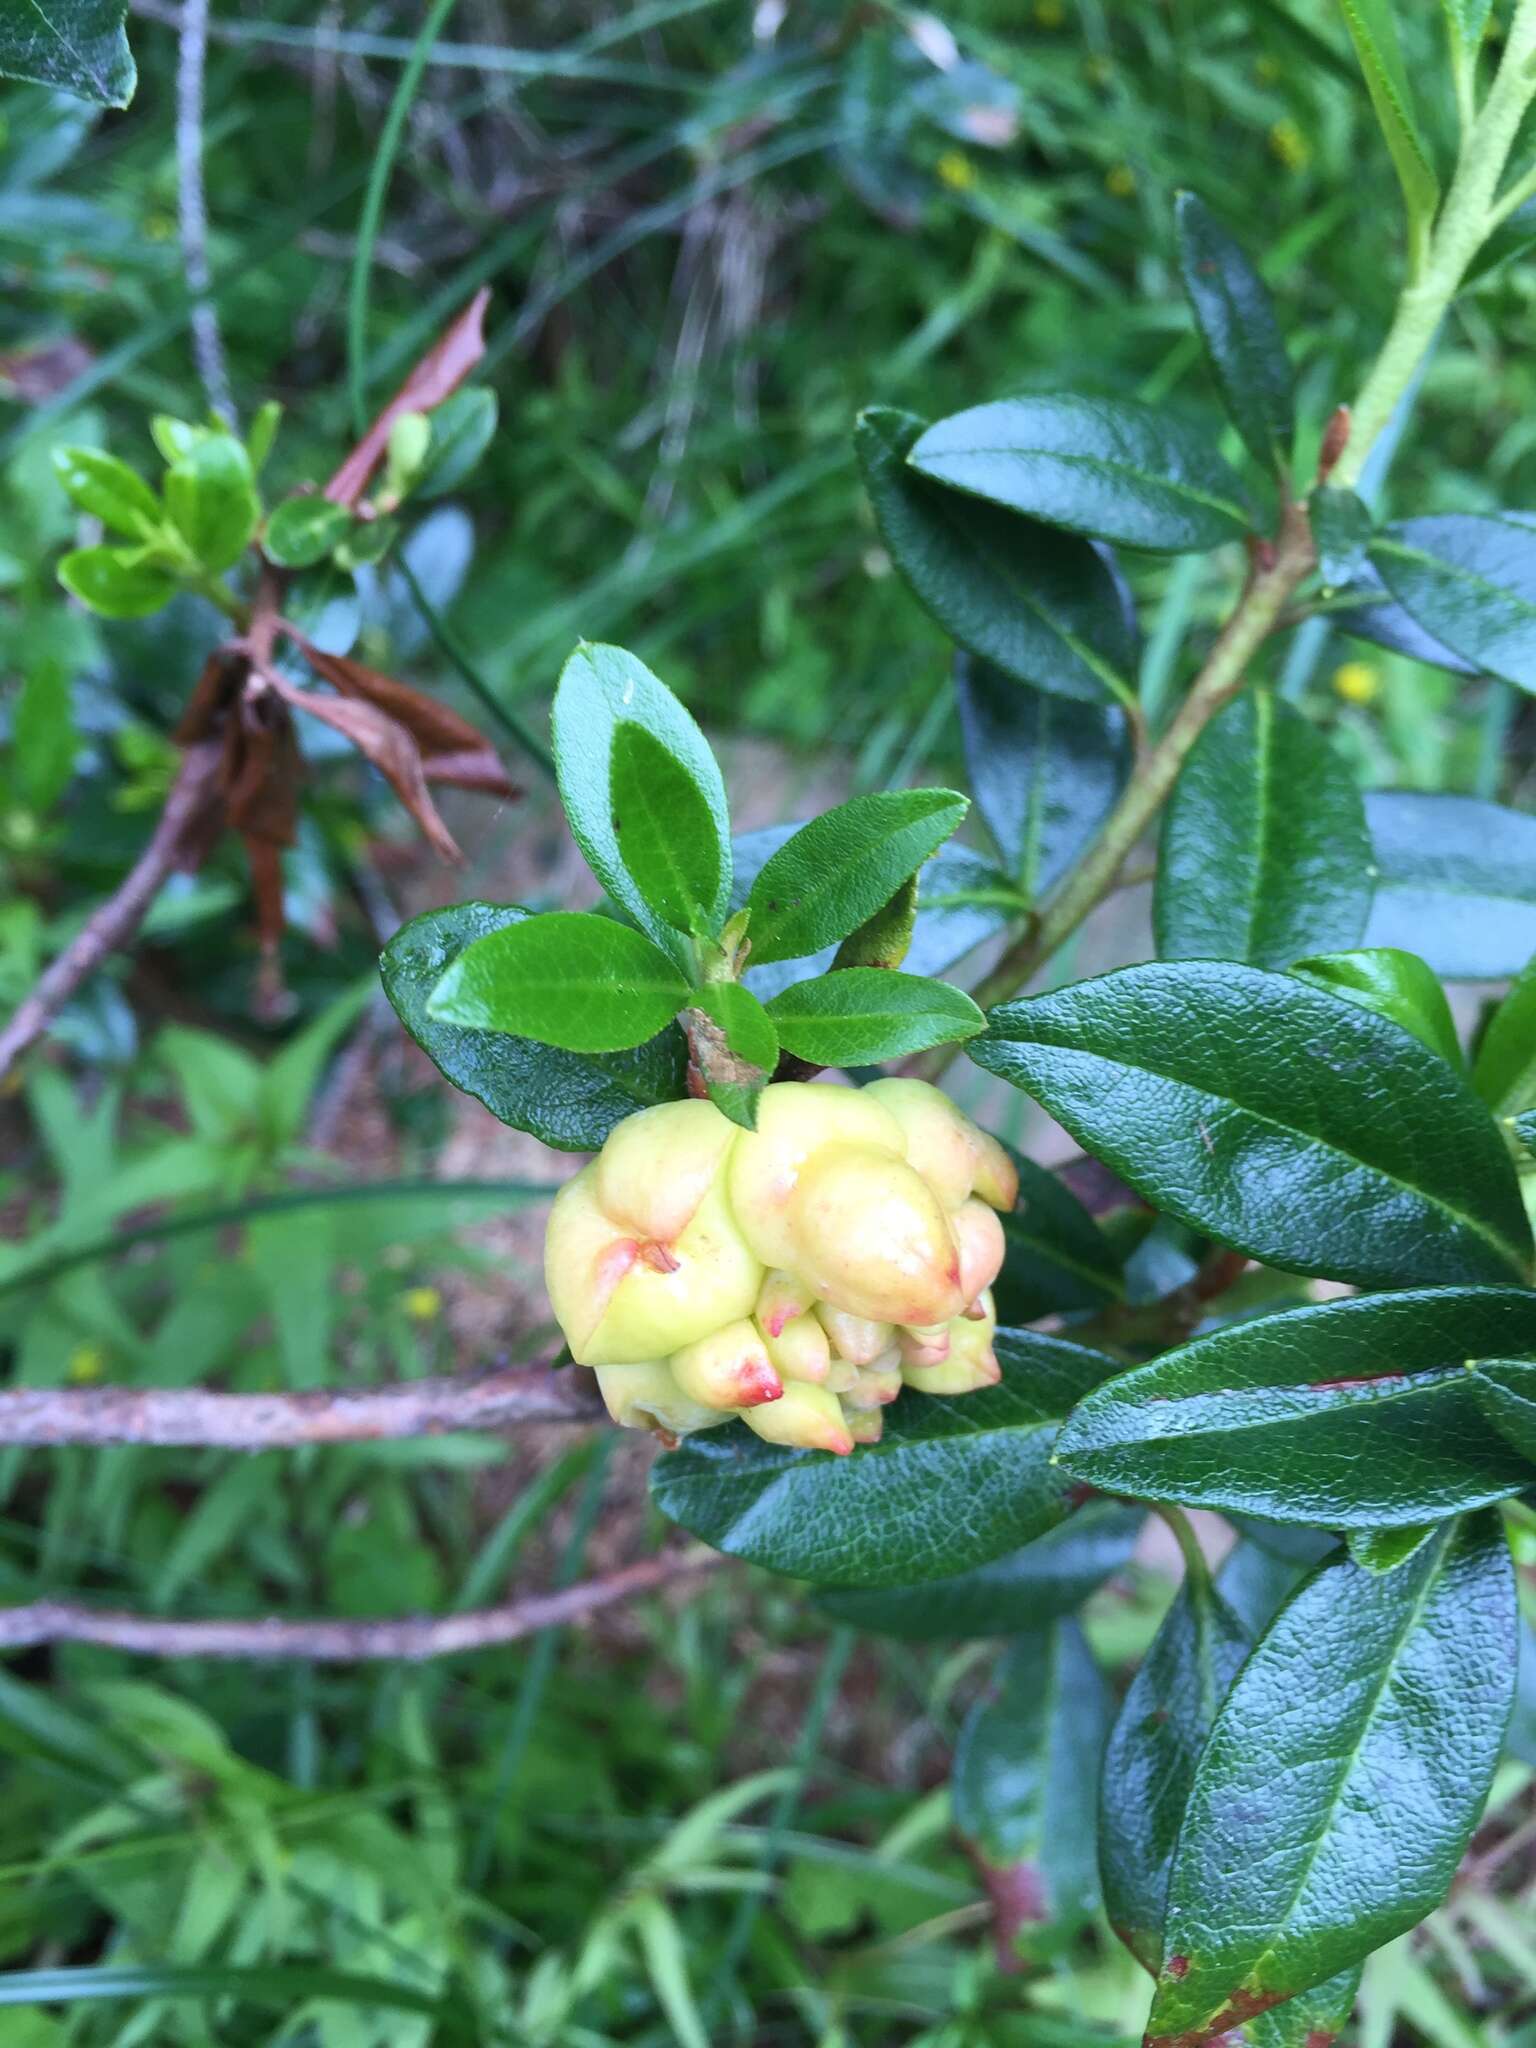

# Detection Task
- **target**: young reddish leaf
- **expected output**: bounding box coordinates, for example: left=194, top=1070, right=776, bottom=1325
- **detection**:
left=325, top=287, right=491, bottom=511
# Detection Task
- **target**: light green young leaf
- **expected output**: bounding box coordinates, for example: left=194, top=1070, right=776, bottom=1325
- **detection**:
left=746, top=789, right=968, bottom=965
left=552, top=643, right=731, bottom=957
left=164, top=433, right=261, bottom=572
left=264, top=497, right=353, bottom=570
left=57, top=545, right=176, bottom=619
left=51, top=446, right=160, bottom=538
left=681, top=981, right=778, bottom=1130
left=427, top=910, right=691, bottom=1053
left=766, top=968, right=983, bottom=1066
left=609, top=719, right=727, bottom=936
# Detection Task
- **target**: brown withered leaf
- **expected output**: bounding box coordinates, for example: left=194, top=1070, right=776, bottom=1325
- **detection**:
left=324, top=287, right=491, bottom=511
left=293, top=637, right=517, bottom=797
left=175, top=648, right=247, bottom=745
left=260, top=668, right=462, bottom=864
left=422, top=747, right=517, bottom=793
left=0, top=337, right=93, bottom=402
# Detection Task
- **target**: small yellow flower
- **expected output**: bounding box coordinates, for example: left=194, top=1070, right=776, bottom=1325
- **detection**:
left=1254, top=53, right=1281, bottom=83
left=144, top=212, right=176, bottom=242
left=936, top=150, right=977, bottom=192
left=1332, top=660, right=1381, bottom=706
left=1033, top=0, right=1065, bottom=25
left=402, top=1285, right=442, bottom=1322
left=1269, top=119, right=1310, bottom=171
left=69, top=1344, right=106, bottom=1383
left=1105, top=163, right=1137, bottom=199
left=1083, top=53, right=1112, bottom=86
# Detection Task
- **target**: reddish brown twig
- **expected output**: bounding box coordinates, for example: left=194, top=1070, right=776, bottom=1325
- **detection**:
left=0, top=740, right=225, bottom=1083
left=0, top=1547, right=721, bottom=1662
left=0, top=1364, right=602, bottom=1448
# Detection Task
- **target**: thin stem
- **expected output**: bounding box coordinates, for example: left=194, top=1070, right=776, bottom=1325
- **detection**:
left=0, top=741, right=224, bottom=1084
left=909, top=504, right=1316, bottom=1080
left=395, top=553, right=555, bottom=781
left=1487, top=154, right=1536, bottom=230
left=0, top=1365, right=600, bottom=1447
left=0, top=1548, right=717, bottom=1663
left=1334, top=0, right=1536, bottom=492
left=1155, top=1505, right=1211, bottom=1591
left=174, top=0, right=235, bottom=426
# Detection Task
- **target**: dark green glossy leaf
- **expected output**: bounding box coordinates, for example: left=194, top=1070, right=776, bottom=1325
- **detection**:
left=381, top=902, right=686, bottom=1146
left=264, top=496, right=352, bottom=569
left=746, top=788, right=967, bottom=966
left=1155, top=694, right=1372, bottom=968
left=974, top=960, right=1531, bottom=1289
left=164, top=432, right=261, bottom=572
left=1473, top=953, right=1536, bottom=1118
left=1215, top=1538, right=1321, bottom=1640
left=956, top=654, right=1130, bottom=898
left=908, top=395, right=1250, bottom=554
left=1363, top=791, right=1536, bottom=978
left=1335, top=559, right=1479, bottom=675
left=551, top=643, right=730, bottom=957
left=681, top=981, right=776, bottom=1131
left=1101, top=1577, right=1252, bottom=1973
left=816, top=1502, right=1143, bottom=1637
left=50, top=445, right=159, bottom=537
left=650, top=1328, right=1117, bottom=1586
left=0, top=0, right=134, bottom=106
left=1148, top=1515, right=1515, bottom=2047
left=1291, top=948, right=1461, bottom=1067
left=1467, top=1358, right=1536, bottom=1464
left=1174, top=191, right=1293, bottom=468
left=953, top=1622, right=1113, bottom=1945
left=1311, top=488, right=1372, bottom=585
left=765, top=968, right=983, bottom=1066
left=857, top=407, right=1138, bottom=705
left=57, top=545, right=175, bottom=619
left=1336, top=0, right=1439, bottom=231
left=609, top=719, right=728, bottom=936
left=1056, top=1288, right=1536, bottom=1528
left=1371, top=515, right=1536, bottom=692
left=993, top=1153, right=1126, bottom=1324
left=428, top=910, right=689, bottom=1053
